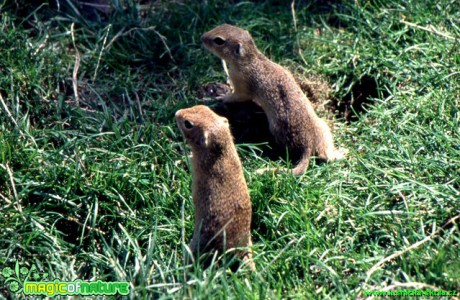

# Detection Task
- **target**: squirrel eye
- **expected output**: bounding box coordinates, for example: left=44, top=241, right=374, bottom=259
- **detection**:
left=184, top=120, right=194, bottom=129
left=213, top=37, right=226, bottom=46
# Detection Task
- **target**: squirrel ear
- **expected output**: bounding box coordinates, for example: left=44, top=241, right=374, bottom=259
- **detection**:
left=235, top=43, right=245, bottom=57
left=220, top=116, right=229, bottom=127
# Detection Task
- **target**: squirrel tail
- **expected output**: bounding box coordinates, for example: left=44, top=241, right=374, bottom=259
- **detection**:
left=290, top=153, right=310, bottom=176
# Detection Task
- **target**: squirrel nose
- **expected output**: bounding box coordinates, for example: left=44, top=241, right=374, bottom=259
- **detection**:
left=201, top=34, right=211, bottom=45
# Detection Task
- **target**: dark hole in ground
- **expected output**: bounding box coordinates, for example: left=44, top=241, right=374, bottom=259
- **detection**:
left=209, top=101, right=279, bottom=159
left=329, top=75, right=380, bottom=122
left=26, top=191, right=83, bottom=245
left=55, top=218, right=81, bottom=245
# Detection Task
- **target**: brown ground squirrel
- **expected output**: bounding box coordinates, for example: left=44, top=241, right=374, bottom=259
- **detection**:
left=175, top=105, right=255, bottom=270
left=201, top=24, right=347, bottom=176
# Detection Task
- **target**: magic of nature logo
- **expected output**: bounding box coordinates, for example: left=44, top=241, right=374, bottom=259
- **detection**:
left=1, top=260, right=130, bottom=296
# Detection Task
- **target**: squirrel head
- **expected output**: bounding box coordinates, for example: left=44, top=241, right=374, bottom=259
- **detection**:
left=175, top=105, right=231, bottom=151
left=201, top=24, right=258, bottom=64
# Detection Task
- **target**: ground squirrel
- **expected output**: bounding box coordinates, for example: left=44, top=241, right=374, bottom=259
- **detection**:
left=175, top=105, right=255, bottom=270
left=201, top=24, right=347, bottom=176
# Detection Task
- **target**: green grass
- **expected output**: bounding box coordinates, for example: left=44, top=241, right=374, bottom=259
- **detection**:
left=1, top=0, right=459, bottom=298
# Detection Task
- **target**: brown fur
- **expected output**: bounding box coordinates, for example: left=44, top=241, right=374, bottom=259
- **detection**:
left=201, top=24, right=347, bottom=175
left=175, top=105, right=254, bottom=270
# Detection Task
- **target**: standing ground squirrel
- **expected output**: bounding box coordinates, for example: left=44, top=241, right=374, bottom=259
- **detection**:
left=175, top=105, right=255, bottom=270
left=201, top=24, right=347, bottom=176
